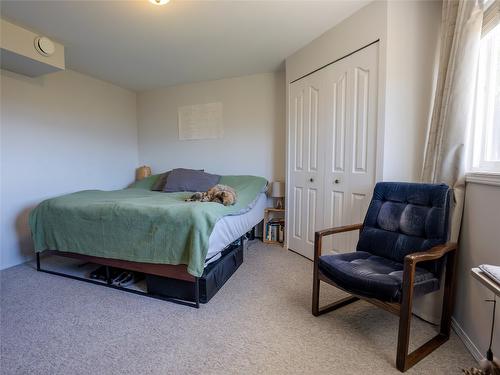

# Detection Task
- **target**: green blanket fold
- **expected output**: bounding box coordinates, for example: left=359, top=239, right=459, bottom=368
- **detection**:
left=29, top=175, right=267, bottom=277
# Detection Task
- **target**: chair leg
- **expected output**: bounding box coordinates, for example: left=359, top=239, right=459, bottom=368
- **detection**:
left=312, top=271, right=321, bottom=316
left=396, top=251, right=458, bottom=372
left=396, top=263, right=415, bottom=372
left=312, top=232, right=359, bottom=317
left=312, top=235, right=322, bottom=316
left=312, top=271, right=358, bottom=316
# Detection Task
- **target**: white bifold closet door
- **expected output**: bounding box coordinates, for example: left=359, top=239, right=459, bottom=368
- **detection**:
left=288, top=42, right=378, bottom=260
left=288, top=69, right=326, bottom=258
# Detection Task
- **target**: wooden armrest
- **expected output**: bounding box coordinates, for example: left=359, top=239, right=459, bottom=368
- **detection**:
left=404, top=242, right=458, bottom=267
left=400, top=242, right=458, bottom=314
left=315, top=223, right=363, bottom=238
left=314, top=223, right=363, bottom=260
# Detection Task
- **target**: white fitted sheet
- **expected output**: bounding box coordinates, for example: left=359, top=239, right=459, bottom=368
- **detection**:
left=205, top=193, right=267, bottom=264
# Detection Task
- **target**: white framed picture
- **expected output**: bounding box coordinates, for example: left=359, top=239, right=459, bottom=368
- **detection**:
left=178, top=102, right=223, bottom=140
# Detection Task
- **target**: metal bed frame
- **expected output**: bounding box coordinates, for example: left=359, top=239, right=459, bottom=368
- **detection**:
left=35, top=236, right=245, bottom=309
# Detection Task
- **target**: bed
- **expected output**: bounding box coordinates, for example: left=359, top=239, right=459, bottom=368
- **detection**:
left=29, top=174, right=268, bottom=307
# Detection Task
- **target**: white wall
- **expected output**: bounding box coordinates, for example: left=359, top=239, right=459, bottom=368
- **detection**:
left=384, top=0, right=441, bottom=182
left=0, top=69, right=138, bottom=270
left=137, top=72, right=285, bottom=181
left=454, top=182, right=500, bottom=359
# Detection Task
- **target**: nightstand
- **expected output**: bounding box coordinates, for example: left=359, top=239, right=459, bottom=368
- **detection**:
left=263, top=208, right=285, bottom=246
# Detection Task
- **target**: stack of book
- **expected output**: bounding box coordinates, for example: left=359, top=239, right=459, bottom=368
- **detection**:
left=265, top=218, right=285, bottom=243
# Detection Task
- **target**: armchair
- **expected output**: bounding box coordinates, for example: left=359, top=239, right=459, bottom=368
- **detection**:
left=312, top=182, right=458, bottom=372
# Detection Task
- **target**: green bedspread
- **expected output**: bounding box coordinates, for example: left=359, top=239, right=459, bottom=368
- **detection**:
left=29, top=175, right=267, bottom=277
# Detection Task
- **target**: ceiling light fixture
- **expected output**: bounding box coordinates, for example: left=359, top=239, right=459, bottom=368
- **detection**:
left=149, top=0, right=170, bottom=5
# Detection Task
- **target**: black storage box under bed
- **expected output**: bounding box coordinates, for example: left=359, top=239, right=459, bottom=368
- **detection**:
left=146, top=240, right=244, bottom=303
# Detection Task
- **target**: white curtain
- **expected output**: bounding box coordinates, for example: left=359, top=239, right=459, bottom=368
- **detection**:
left=415, top=0, right=484, bottom=323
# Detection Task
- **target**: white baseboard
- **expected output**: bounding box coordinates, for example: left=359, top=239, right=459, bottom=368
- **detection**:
left=452, top=317, right=483, bottom=362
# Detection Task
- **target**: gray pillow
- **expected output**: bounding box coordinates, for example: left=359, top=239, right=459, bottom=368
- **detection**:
left=163, top=168, right=220, bottom=192
left=151, top=169, right=206, bottom=191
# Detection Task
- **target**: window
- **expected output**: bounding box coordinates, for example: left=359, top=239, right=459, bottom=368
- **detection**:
left=471, top=1, right=500, bottom=173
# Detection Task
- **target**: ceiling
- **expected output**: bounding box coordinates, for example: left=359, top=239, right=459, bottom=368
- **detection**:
left=1, top=1, right=370, bottom=91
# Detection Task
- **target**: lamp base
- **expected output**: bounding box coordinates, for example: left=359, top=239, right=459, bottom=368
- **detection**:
left=275, top=198, right=284, bottom=209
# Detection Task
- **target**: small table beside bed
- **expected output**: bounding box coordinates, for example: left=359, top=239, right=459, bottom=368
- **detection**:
left=29, top=171, right=268, bottom=308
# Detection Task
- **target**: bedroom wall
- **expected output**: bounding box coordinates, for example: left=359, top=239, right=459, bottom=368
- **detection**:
left=137, top=72, right=285, bottom=181
left=0, top=69, right=138, bottom=270
left=454, top=182, right=500, bottom=360
left=384, top=0, right=441, bottom=182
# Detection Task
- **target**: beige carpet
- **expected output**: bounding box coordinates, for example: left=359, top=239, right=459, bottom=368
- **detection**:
left=1, top=241, right=475, bottom=374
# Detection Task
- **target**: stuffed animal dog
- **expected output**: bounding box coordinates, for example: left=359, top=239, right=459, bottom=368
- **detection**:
left=185, top=184, right=237, bottom=206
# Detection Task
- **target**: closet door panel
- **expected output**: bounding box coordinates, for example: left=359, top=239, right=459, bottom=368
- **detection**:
left=347, top=44, right=378, bottom=249
left=300, top=81, right=324, bottom=256
left=289, top=85, right=306, bottom=250
left=349, top=47, right=378, bottom=200
left=323, top=66, right=352, bottom=253
left=327, top=189, right=352, bottom=252
left=353, top=67, right=369, bottom=174
left=288, top=77, right=325, bottom=259
left=322, top=43, right=378, bottom=254
left=306, top=187, right=318, bottom=246
left=293, top=93, right=304, bottom=172
left=292, top=186, right=303, bottom=240
left=308, top=86, right=320, bottom=173
left=332, top=72, right=347, bottom=174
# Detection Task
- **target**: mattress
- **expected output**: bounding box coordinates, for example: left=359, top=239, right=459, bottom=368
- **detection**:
left=205, top=192, right=267, bottom=264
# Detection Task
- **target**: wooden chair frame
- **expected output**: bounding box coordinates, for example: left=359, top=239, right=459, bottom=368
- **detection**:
left=312, top=224, right=458, bottom=372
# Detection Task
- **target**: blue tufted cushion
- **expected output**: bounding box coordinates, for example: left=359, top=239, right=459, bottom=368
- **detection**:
left=357, top=182, right=452, bottom=276
left=319, top=252, right=440, bottom=302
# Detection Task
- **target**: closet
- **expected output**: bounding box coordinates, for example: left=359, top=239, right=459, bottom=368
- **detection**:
left=287, top=42, right=379, bottom=259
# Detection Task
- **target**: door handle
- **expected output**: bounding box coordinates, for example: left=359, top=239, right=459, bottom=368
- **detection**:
left=334, top=179, right=340, bottom=184
left=309, top=178, right=314, bottom=183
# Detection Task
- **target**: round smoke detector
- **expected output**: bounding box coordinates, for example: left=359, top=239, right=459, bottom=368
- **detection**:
left=34, top=36, right=55, bottom=57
